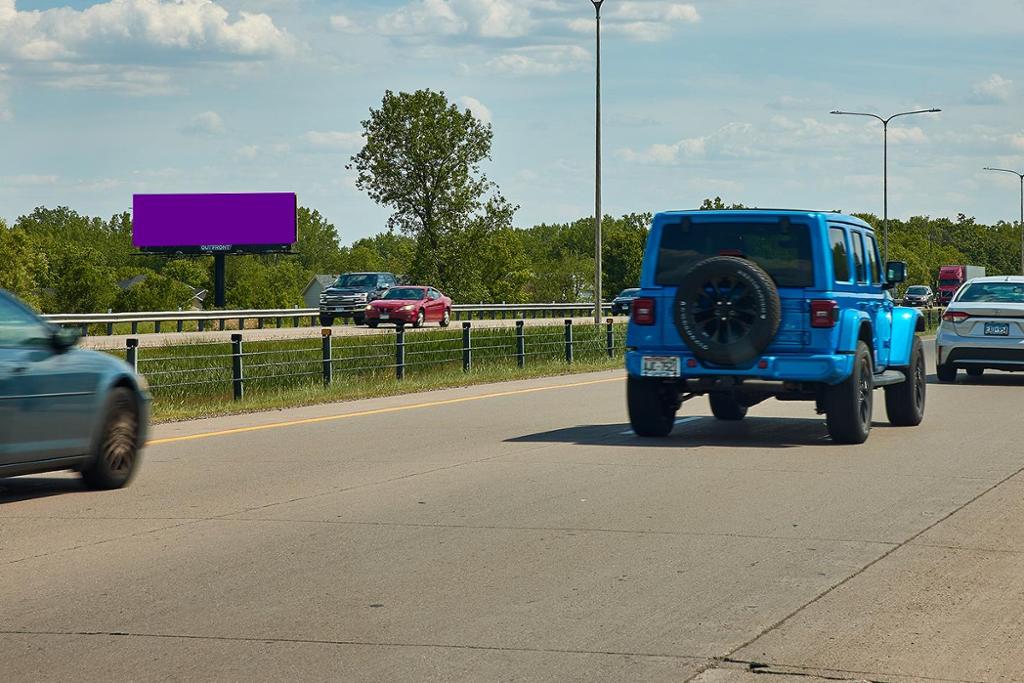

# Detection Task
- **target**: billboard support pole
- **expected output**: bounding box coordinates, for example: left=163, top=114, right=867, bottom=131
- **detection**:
left=214, top=253, right=226, bottom=308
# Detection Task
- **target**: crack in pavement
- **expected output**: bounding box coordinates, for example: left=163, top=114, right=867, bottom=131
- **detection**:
left=717, top=657, right=989, bottom=683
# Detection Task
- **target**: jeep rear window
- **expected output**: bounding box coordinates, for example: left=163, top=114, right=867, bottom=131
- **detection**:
left=655, top=221, right=814, bottom=288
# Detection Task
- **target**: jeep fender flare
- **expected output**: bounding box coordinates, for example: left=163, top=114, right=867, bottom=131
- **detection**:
left=887, top=308, right=923, bottom=367
left=836, top=309, right=873, bottom=355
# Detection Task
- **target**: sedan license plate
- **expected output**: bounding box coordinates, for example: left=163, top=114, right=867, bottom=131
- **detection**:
left=379, top=312, right=390, bottom=320
left=642, top=356, right=680, bottom=377
left=985, top=322, right=1009, bottom=336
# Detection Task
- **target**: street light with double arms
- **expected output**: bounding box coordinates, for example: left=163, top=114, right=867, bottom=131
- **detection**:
left=591, top=0, right=604, bottom=323
left=829, top=108, right=941, bottom=262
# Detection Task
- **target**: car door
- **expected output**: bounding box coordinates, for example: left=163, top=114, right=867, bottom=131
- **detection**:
left=855, top=232, right=892, bottom=370
left=427, top=289, right=443, bottom=320
left=0, top=295, right=97, bottom=464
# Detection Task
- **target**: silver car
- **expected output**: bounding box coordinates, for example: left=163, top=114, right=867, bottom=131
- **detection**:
left=936, top=275, right=1024, bottom=381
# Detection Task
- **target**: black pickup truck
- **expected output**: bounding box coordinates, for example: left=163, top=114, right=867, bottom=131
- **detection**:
left=319, top=272, right=398, bottom=326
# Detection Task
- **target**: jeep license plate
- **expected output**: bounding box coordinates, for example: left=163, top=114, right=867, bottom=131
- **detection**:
left=985, top=322, right=1009, bottom=336
left=641, top=356, right=680, bottom=377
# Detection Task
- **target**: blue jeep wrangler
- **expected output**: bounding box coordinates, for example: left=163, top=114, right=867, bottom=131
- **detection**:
left=625, top=209, right=926, bottom=444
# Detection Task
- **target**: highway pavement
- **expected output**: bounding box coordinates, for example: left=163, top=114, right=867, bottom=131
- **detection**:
left=3, top=345, right=1024, bottom=681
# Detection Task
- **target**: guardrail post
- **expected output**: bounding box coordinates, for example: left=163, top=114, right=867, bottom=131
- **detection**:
left=516, top=320, right=525, bottom=368
left=219, top=319, right=225, bottom=331
left=258, top=318, right=265, bottom=329
left=238, top=317, right=245, bottom=331
left=606, top=317, right=614, bottom=357
left=107, top=321, right=114, bottom=335
left=564, top=319, right=573, bottom=364
left=199, top=319, right=206, bottom=332
left=231, top=333, right=244, bottom=400
left=126, top=338, right=138, bottom=373
left=155, top=320, right=161, bottom=334
left=276, top=316, right=282, bottom=328
left=131, top=321, right=138, bottom=335
left=322, top=328, right=333, bottom=386
left=462, top=322, right=472, bottom=372
left=395, top=324, right=406, bottom=380
left=927, top=309, right=933, bottom=328
left=177, top=319, right=184, bottom=333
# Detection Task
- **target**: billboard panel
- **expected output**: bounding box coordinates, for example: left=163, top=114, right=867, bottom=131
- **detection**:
left=132, top=192, right=297, bottom=252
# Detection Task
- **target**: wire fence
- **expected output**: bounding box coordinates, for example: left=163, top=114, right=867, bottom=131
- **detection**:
left=121, top=319, right=628, bottom=403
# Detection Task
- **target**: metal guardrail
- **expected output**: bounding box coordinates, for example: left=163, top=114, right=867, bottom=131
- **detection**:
left=43, top=303, right=617, bottom=336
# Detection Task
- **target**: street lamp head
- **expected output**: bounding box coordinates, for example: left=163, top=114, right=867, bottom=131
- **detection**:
left=590, top=0, right=604, bottom=7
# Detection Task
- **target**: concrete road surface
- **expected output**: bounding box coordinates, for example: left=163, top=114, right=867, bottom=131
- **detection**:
left=3, top=345, right=1024, bottom=682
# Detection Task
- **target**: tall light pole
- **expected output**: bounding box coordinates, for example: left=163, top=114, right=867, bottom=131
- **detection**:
left=830, top=108, right=941, bottom=262
left=591, top=0, right=604, bottom=323
left=982, top=167, right=1024, bottom=275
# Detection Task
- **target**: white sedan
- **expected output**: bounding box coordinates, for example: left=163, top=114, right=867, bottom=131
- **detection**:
left=936, top=275, right=1024, bottom=381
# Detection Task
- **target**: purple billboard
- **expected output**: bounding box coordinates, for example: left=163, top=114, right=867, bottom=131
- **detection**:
left=132, top=192, right=297, bottom=252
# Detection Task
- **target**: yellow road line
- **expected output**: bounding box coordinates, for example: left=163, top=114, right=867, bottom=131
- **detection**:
left=147, top=376, right=623, bottom=446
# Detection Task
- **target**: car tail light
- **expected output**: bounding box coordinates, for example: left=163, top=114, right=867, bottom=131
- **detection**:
left=809, top=300, right=839, bottom=328
left=632, top=297, right=656, bottom=325
left=942, top=310, right=971, bottom=323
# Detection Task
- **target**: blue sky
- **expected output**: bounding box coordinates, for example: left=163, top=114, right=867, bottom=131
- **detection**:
left=2, top=0, right=1024, bottom=244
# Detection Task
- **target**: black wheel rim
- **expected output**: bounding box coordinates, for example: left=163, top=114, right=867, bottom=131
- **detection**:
left=103, top=398, right=137, bottom=476
left=858, top=357, right=872, bottom=426
left=691, top=275, right=757, bottom=345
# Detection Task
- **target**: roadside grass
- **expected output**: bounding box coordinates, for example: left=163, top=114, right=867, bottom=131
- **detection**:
left=115, top=322, right=627, bottom=423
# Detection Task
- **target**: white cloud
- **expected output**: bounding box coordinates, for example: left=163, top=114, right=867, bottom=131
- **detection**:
left=0, top=69, right=10, bottom=122
left=40, top=64, right=180, bottom=95
left=569, top=1, right=699, bottom=42
left=970, top=74, right=1013, bottom=104
left=3, top=174, right=59, bottom=186
left=181, top=111, right=225, bottom=135
left=0, top=0, right=295, bottom=64
left=329, top=14, right=356, bottom=32
left=302, top=130, right=363, bottom=150
left=237, top=144, right=260, bottom=160
left=458, top=95, right=491, bottom=124
left=377, top=0, right=531, bottom=39
left=378, top=0, right=467, bottom=37
left=1010, top=133, right=1024, bottom=151
left=486, top=45, right=589, bottom=76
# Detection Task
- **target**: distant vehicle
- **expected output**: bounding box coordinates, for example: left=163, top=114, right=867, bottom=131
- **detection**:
left=626, top=209, right=926, bottom=445
left=936, top=276, right=1024, bottom=381
left=611, top=288, right=640, bottom=316
left=0, top=289, right=149, bottom=488
left=902, top=285, right=934, bottom=307
left=319, top=272, right=398, bottom=326
left=365, top=286, right=452, bottom=328
left=937, top=265, right=985, bottom=305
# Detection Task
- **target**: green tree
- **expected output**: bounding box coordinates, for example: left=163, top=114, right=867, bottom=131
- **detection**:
left=295, top=207, right=344, bottom=274
left=40, top=245, right=119, bottom=313
left=113, top=273, right=195, bottom=312
left=0, top=219, right=47, bottom=307
left=162, top=259, right=210, bottom=290
left=602, top=212, right=650, bottom=296
left=349, top=88, right=516, bottom=296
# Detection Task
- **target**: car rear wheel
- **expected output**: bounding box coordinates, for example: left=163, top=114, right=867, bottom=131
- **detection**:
left=884, top=335, right=926, bottom=427
left=353, top=314, right=366, bottom=326
left=440, top=309, right=451, bottom=327
left=319, top=314, right=334, bottom=327
left=825, top=341, right=873, bottom=444
left=708, top=393, right=747, bottom=420
left=936, top=364, right=957, bottom=382
left=627, top=375, right=677, bottom=437
left=966, top=367, right=984, bottom=377
left=81, top=388, right=140, bottom=490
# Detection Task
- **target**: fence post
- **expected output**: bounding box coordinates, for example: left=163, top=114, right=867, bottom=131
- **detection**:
left=564, top=319, right=573, bottom=364
left=322, top=328, right=333, bottom=386
left=516, top=320, right=525, bottom=368
left=231, top=333, right=244, bottom=400
left=395, top=324, right=406, bottom=380
left=125, top=337, right=139, bottom=373
left=606, top=317, right=614, bottom=357
left=462, top=322, right=472, bottom=372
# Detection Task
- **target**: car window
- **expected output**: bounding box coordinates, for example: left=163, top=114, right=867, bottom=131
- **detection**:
left=334, top=274, right=375, bottom=288
left=0, top=294, right=51, bottom=347
left=865, top=235, right=881, bottom=283
left=829, top=228, right=851, bottom=283
left=656, top=220, right=814, bottom=288
left=382, top=287, right=425, bottom=300
left=957, top=283, right=1024, bottom=303
left=619, top=288, right=640, bottom=297
left=851, top=233, right=867, bottom=283
left=907, top=286, right=929, bottom=294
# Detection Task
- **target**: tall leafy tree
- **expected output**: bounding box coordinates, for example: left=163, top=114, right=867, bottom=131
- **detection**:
left=348, top=88, right=516, bottom=297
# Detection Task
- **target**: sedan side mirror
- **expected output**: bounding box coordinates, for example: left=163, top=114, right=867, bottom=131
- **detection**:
left=884, top=260, right=908, bottom=288
left=51, top=326, right=82, bottom=352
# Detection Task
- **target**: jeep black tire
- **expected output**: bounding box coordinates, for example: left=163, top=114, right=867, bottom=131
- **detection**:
left=627, top=375, right=677, bottom=437
left=709, top=393, right=748, bottom=420
left=81, top=388, right=141, bottom=490
left=884, top=335, right=926, bottom=427
left=319, top=314, right=334, bottom=327
left=824, top=340, right=873, bottom=444
left=936, top=364, right=957, bottom=383
left=673, top=256, right=781, bottom=367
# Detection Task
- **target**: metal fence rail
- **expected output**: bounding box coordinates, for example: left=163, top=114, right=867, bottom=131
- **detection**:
left=126, top=319, right=625, bottom=401
left=43, top=303, right=617, bottom=336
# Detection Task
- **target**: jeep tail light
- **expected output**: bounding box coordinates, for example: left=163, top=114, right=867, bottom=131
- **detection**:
left=942, top=310, right=970, bottom=323
left=809, top=300, right=839, bottom=328
left=632, top=297, right=656, bottom=325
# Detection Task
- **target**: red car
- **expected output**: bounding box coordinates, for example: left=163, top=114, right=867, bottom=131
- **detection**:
left=364, top=286, right=452, bottom=328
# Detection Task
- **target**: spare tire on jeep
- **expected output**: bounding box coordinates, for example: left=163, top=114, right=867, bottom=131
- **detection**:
left=673, top=256, right=781, bottom=367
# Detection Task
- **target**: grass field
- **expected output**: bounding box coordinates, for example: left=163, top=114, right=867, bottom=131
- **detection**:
left=116, top=322, right=628, bottom=423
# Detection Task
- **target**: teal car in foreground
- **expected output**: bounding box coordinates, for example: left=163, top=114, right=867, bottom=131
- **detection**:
left=0, top=289, right=149, bottom=488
